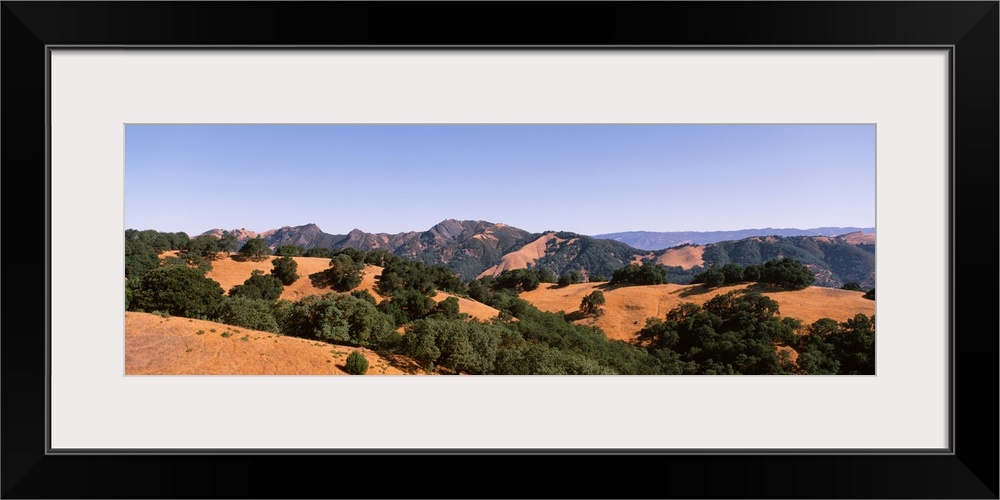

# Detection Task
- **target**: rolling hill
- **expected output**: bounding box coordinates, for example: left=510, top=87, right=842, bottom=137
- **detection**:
left=519, top=282, right=875, bottom=342
left=194, top=220, right=875, bottom=289
left=593, top=227, right=875, bottom=250
left=133, top=237, right=875, bottom=375
left=197, top=253, right=501, bottom=322
left=125, top=311, right=424, bottom=375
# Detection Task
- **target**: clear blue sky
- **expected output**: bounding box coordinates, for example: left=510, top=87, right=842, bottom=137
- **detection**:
left=125, top=124, right=875, bottom=236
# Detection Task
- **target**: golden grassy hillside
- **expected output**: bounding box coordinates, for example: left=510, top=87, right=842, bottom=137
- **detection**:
left=205, top=255, right=364, bottom=301
left=198, top=254, right=498, bottom=320
left=432, top=291, right=501, bottom=322
left=519, top=282, right=875, bottom=342
left=125, top=312, right=423, bottom=375
left=841, top=232, right=876, bottom=245
left=477, top=233, right=567, bottom=278
left=655, top=245, right=705, bottom=269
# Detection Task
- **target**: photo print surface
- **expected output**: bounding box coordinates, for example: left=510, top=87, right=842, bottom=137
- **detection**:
left=125, top=124, right=876, bottom=376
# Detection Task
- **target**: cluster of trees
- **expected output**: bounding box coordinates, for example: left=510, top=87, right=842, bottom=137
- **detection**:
left=398, top=300, right=665, bottom=375
left=274, top=244, right=304, bottom=257
left=457, top=276, right=669, bottom=374
left=557, top=271, right=582, bottom=287
left=181, top=235, right=225, bottom=266
left=792, top=314, right=876, bottom=375
left=125, top=229, right=190, bottom=278
left=609, top=262, right=668, bottom=286
left=692, top=258, right=815, bottom=290
left=635, top=292, right=796, bottom=374
left=303, top=247, right=335, bottom=258
left=694, top=235, right=875, bottom=289
left=127, top=265, right=225, bottom=318
left=237, top=237, right=271, bottom=261
left=486, top=268, right=556, bottom=293
left=229, top=270, right=284, bottom=300
left=375, top=257, right=465, bottom=296
left=634, top=291, right=875, bottom=375
left=320, top=254, right=366, bottom=291
left=126, top=258, right=403, bottom=348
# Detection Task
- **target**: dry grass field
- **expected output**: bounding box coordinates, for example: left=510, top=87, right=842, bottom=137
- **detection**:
left=840, top=231, right=875, bottom=245
left=520, top=282, right=874, bottom=341
left=125, top=311, right=423, bottom=375
left=203, top=255, right=386, bottom=302
left=199, top=255, right=499, bottom=319
left=432, top=291, right=501, bottom=321
left=655, top=245, right=705, bottom=269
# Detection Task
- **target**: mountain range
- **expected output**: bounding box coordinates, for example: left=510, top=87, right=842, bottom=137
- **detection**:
left=593, top=227, right=875, bottom=250
left=200, top=220, right=875, bottom=288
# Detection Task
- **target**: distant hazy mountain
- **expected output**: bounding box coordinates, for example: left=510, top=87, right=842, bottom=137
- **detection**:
left=696, top=232, right=876, bottom=289
left=592, top=227, right=876, bottom=251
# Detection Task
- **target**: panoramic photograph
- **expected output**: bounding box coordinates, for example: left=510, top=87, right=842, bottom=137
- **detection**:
left=124, top=124, right=875, bottom=375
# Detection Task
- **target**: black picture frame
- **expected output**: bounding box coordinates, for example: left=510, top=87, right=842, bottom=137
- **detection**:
left=2, top=2, right=996, bottom=498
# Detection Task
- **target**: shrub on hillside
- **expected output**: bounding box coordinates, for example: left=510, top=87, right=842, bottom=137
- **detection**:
left=580, top=290, right=605, bottom=317
left=345, top=351, right=369, bottom=375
